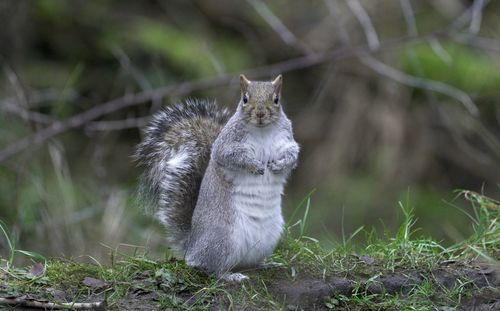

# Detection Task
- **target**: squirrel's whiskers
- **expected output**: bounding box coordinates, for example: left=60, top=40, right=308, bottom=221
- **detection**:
left=240, top=74, right=282, bottom=127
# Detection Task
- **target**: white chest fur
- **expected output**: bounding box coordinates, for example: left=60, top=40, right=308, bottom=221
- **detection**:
left=228, top=125, right=289, bottom=267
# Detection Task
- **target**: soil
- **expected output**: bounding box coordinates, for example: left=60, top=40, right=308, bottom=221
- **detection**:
left=1, top=260, right=498, bottom=310
left=270, top=263, right=500, bottom=310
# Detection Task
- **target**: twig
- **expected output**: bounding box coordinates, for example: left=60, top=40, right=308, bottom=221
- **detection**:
left=0, top=33, right=430, bottom=164
left=246, top=0, right=312, bottom=54
left=324, top=0, right=351, bottom=45
left=359, top=55, right=479, bottom=116
left=399, top=0, right=417, bottom=37
left=0, top=89, right=77, bottom=124
left=449, top=0, right=489, bottom=31
left=4, top=65, right=28, bottom=108
left=111, top=46, right=165, bottom=112
left=0, top=92, right=138, bottom=163
left=469, top=0, right=485, bottom=34
left=112, top=46, right=152, bottom=92
left=1, top=100, right=55, bottom=124
left=0, top=297, right=105, bottom=310
left=86, top=116, right=150, bottom=131
left=345, top=0, right=476, bottom=116
left=345, top=0, right=379, bottom=51
left=21, top=88, right=77, bottom=108
left=450, top=33, right=500, bottom=52
left=428, top=37, right=452, bottom=65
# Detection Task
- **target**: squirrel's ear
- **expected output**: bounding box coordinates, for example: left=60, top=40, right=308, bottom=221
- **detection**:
left=240, top=74, right=250, bottom=92
left=271, top=74, right=283, bottom=93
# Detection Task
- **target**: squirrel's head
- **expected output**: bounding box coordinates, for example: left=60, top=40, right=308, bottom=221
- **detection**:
left=239, top=74, right=283, bottom=127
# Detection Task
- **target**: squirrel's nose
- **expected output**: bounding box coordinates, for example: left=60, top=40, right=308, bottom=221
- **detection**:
left=256, top=111, right=265, bottom=118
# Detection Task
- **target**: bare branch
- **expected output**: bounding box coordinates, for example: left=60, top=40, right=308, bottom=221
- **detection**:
left=469, top=0, right=485, bottom=34
left=1, top=100, right=55, bottom=124
left=450, top=33, right=500, bottom=52
left=246, top=0, right=312, bottom=54
left=0, top=297, right=105, bottom=310
left=359, top=55, right=479, bottom=116
left=0, top=93, right=139, bottom=163
left=0, top=89, right=77, bottom=124
left=86, top=116, right=150, bottom=132
left=449, top=0, right=489, bottom=31
left=399, top=0, right=417, bottom=37
left=112, top=46, right=152, bottom=91
left=345, top=0, right=380, bottom=51
left=428, top=37, right=452, bottom=65
left=323, top=0, right=351, bottom=45
left=4, top=65, right=28, bottom=107
left=0, top=30, right=486, bottom=163
left=111, top=46, right=165, bottom=112
left=26, top=89, right=78, bottom=108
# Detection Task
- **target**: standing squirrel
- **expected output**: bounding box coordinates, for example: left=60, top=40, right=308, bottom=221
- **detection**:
left=134, top=74, right=299, bottom=282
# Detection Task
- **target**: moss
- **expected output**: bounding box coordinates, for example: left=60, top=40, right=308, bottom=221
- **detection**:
left=46, top=260, right=100, bottom=288
left=1, top=191, right=498, bottom=310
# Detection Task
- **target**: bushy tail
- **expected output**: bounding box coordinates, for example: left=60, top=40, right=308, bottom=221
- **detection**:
left=133, top=99, right=230, bottom=254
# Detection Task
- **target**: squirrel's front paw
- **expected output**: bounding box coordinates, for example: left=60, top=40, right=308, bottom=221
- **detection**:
left=268, top=159, right=285, bottom=173
left=250, top=162, right=266, bottom=175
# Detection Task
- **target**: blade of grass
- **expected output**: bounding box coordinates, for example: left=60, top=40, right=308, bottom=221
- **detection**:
left=0, top=220, right=15, bottom=267
left=286, top=189, right=315, bottom=226
left=299, top=197, right=311, bottom=238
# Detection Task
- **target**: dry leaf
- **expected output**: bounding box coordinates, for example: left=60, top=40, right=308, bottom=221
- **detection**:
left=82, top=277, right=108, bottom=289
left=29, top=263, right=45, bottom=277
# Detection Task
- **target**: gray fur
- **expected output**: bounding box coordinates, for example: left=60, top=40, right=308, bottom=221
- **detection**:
left=186, top=105, right=299, bottom=277
left=134, top=99, right=230, bottom=254
left=135, top=77, right=299, bottom=281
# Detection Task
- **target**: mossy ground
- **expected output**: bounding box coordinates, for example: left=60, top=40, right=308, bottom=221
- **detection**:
left=1, top=191, right=498, bottom=310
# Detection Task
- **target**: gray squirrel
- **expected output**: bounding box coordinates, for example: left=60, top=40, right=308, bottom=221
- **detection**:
left=134, top=74, right=299, bottom=282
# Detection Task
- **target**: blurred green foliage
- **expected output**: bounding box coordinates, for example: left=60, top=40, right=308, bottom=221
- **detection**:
left=402, top=43, right=500, bottom=98
left=130, top=19, right=252, bottom=76
left=0, top=0, right=499, bottom=261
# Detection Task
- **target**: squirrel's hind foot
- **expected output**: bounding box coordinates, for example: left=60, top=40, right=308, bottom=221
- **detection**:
left=220, top=272, right=249, bottom=283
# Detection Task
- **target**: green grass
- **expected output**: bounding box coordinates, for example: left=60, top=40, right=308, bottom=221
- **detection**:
left=0, top=191, right=498, bottom=310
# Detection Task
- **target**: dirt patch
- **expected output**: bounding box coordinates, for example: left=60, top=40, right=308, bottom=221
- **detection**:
left=270, top=263, right=499, bottom=310
left=1, top=260, right=498, bottom=310
left=459, top=288, right=500, bottom=311
left=271, top=279, right=340, bottom=309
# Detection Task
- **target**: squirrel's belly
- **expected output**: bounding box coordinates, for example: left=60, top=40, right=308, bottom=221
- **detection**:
left=232, top=209, right=284, bottom=268
left=231, top=175, right=285, bottom=267
left=232, top=174, right=285, bottom=218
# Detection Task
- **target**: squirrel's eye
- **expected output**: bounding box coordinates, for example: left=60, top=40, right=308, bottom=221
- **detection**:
left=243, top=94, right=248, bottom=104
left=273, top=96, right=279, bottom=104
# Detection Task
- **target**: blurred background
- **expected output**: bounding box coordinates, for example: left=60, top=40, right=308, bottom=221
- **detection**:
left=0, top=0, right=499, bottom=261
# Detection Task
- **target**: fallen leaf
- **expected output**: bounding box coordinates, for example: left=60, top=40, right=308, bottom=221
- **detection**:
left=82, top=277, right=108, bottom=289
left=133, top=270, right=152, bottom=280
left=29, top=263, right=45, bottom=277
left=130, top=288, right=159, bottom=301
left=47, top=287, right=67, bottom=301
left=360, top=256, right=375, bottom=265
